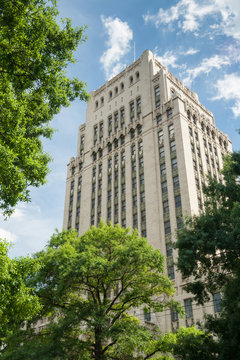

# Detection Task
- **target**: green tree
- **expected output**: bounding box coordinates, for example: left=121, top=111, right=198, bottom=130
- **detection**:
left=2, top=222, right=181, bottom=360
left=0, top=240, right=41, bottom=351
left=0, top=0, right=89, bottom=216
left=175, top=151, right=240, bottom=359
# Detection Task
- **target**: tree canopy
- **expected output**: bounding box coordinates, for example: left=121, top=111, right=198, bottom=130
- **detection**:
left=0, top=0, right=89, bottom=215
left=0, top=240, right=41, bottom=351
left=175, top=151, right=240, bottom=359
left=1, top=222, right=181, bottom=360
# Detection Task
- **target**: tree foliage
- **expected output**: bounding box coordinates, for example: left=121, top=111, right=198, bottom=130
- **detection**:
left=1, top=222, right=180, bottom=360
left=0, top=240, right=41, bottom=351
left=176, top=151, right=240, bottom=359
left=0, top=0, right=89, bottom=215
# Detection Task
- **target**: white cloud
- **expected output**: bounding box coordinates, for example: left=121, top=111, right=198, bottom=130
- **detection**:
left=154, top=50, right=180, bottom=69
left=182, top=54, right=230, bottom=86
left=212, top=73, right=240, bottom=117
left=0, top=228, right=17, bottom=243
left=143, top=0, right=240, bottom=39
left=100, top=16, right=133, bottom=80
left=184, top=48, right=199, bottom=55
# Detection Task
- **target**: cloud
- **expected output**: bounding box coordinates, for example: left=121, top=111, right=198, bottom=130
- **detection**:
left=0, top=228, right=17, bottom=243
left=182, top=54, right=230, bottom=86
left=184, top=48, right=199, bottom=55
left=212, top=73, right=240, bottom=117
left=154, top=50, right=180, bottom=69
left=143, top=0, right=240, bottom=39
left=100, top=16, right=133, bottom=80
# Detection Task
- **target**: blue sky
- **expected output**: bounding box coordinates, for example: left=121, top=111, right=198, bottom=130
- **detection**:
left=2, top=0, right=240, bottom=257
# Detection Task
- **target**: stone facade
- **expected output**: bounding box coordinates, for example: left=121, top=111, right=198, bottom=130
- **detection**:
left=63, top=50, right=232, bottom=332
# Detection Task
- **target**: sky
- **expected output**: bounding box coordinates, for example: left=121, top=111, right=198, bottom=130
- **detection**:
left=2, top=0, right=240, bottom=257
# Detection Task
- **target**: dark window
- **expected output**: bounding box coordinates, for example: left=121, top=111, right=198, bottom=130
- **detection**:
left=213, top=293, right=222, bottom=313
left=168, top=266, right=175, bottom=281
left=169, top=124, right=174, bottom=138
left=170, top=140, right=176, bottom=152
left=162, top=181, right=168, bottom=194
left=160, top=163, right=166, bottom=176
left=177, top=217, right=183, bottom=229
left=163, top=200, right=169, bottom=214
left=173, top=175, right=179, bottom=188
left=171, top=158, right=178, bottom=170
left=164, top=220, right=171, bottom=234
left=159, top=146, right=165, bottom=158
left=167, top=108, right=172, bottom=118
left=155, top=86, right=160, bottom=107
left=140, top=174, right=144, bottom=185
left=144, top=310, right=151, bottom=322
left=175, top=195, right=181, bottom=208
left=157, top=114, right=162, bottom=124
left=166, top=244, right=172, bottom=257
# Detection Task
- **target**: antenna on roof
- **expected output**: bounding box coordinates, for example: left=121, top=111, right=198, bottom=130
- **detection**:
left=134, top=42, right=136, bottom=62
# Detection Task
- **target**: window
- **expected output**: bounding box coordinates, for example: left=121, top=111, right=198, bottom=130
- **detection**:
left=138, top=141, right=143, bottom=153
left=78, top=176, right=82, bottom=186
left=120, top=134, right=125, bottom=145
left=114, top=187, right=119, bottom=198
left=175, top=195, right=181, bottom=208
left=156, top=114, right=162, bottom=124
left=189, top=126, right=193, bottom=136
left=114, top=170, right=118, bottom=181
left=144, top=310, right=151, bottom=322
left=98, top=149, right=103, bottom=158
left=163, top=200, right=169, bottom=214
left=214, top=147, right=217, bottom=156
left=139, top=157, right=144, bottom=168
left=122, top=218, right=126, bottom=227
left=187, top=110, right=191, bottom=120
left=114, top=153, right=119, bottom=165
left=108, top=116, right=112, bottom=136
left=164, top=220, right=171, bottom=234
left=133, top=195, right=137, bottom=207
left=95, top=100, right=98, bottom=108
left=159, top=146, right=165, bottom=158
left=91, top=198, right=95, bottom=209
left=168, top=267, right=175, bottom=281
left=167, top=108, right=172, bottom=118
left=170, top=140, right=176, bottom=152
left=130, top=101, right=135, bottom=122
left=114, top=138, right=118, bottom=149
left=92, top=167, right=96, bottom=178
left=107, top=190, right=111, bottom=201
left=107, top=207, right=111, bottom=219
left=195, top=178, right=200, bottom=189
left=184, top=299, right=193, bottom=319
left=108, top=142, right=112, bottom=153
left=166, top=244, right=172, bottom=257
left=115, top=86, right=118, bottom=95
left=121, top=150, right=125, bottom=162
left=209, top=143, right=212, bottom=152
left=70, top=180, right=74, bottom=190
left=80, top=135, right=85, bottom=145
left=131, top=144, right=136, bottom=156
left=121, top=200, right=126, bottom=212
left=140, top=174, right=144, bottom=185
left=177, top=217, right=183, bottom=229
left=191, top=143, right=195, bottom=153
left=91, top=215, right=94, bottom=226
left=168, top=124, right=174, bottom=138
left=121, top=183, right=126, bottom=194
left=142, top=229, right=147, bottom=237
left=109, top=90, right=112, bottom=99
left=195, top=131, right=198, bottom=141
left=120, top=108, right=125, bottom=128
left=136, top=97, right=141, bottom=117
left=108, top=174, right=112, bottom=184
left=158, top=130, right=163, bottom=144
left=199, top=164, right=203, bottom=174
left=71, top=166, right=75, bottom=175
left=132, top=161, right=136, bottom=172
left=193, top=114, right=196, bottom=124
left=114, top=112, right=118, bottom=132
left=203, top=138, right=207, bottom=147
left=162, top=181, right=168, bottom=194
left=160, top=163, right=166, bottom=176
left=129, top=75, right=133, bottom=84
left=130, top=128, right=135, bottom=139
left=140, top=192, right=145, bottom=203
left=98, top=195, right=101, bottom=206
left=133, top=213, right=138, bottom=228
left=173, top=175, right=179, bottom=188
left=98, top=179, right=102, bottom=190
left=136, top=71, right=140, bottom=80
left=69, top=194, right=73, bottom=206
left=137, top=124, right=142, bottom=135
left=120, top=82, right=124, bottom=90
left=114, top=204, right=119, bottom=216
left=197, top=147, right=201, bottom=157
left=132, top=177, right=137, bottom=189
left=108, top=158, right=112, bottom=169
left=98, top=163, right=102, bottom=174
left=171, top=158, right=178, bottom=170
left=213, top=292, right=222, bottom=313
left=92, top=183, right=96, bottom=193
left=154, top=85, right=160, bottom=107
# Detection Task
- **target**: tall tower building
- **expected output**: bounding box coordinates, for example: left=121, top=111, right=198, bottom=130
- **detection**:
left=63, top=50, right=231, bottom=331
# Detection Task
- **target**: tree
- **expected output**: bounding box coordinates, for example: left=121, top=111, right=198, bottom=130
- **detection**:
left=0, top=240, right=41, bottom=351
left=175, top=151, right=240, bottom=359
left=0, top=0, right=89, bottom=216
left=1, top=222, right=181, bottom=360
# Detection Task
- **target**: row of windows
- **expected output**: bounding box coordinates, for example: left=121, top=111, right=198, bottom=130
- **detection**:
left=187, top=110, right=228, bottom=150
left=95, top=71, right=140, bottom=109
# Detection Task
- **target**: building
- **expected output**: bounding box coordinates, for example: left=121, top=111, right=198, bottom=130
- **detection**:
left=63, top=49, right=232, bottom=332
